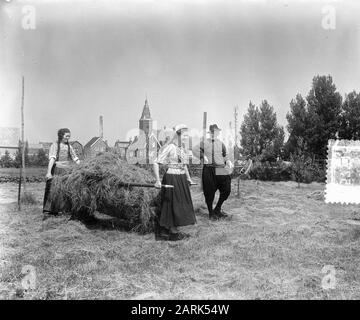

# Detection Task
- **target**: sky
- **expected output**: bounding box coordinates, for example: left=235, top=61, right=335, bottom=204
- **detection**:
left=1, top=0, right=360, bottom=146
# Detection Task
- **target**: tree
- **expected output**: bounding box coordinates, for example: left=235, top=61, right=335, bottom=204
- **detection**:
left=28, top=148, right=48, bottom=167
left=240, top=100, right=284, bottom=161
left=284, top=94, right=308, bottom=158
left=258, top=100, right=284, bottom=162
left=289, top=137, right=312, bottom=187
left=338, top=91, right=360, bottom=140
left=14, top=141, right=29, bottom=168
left=0, top=150, right=14, bottom=168
left=35, top=148, right=48, bottom=166
left=240, top=102, right=260, bottom=158
left=306, top=75, right=342, bottom=160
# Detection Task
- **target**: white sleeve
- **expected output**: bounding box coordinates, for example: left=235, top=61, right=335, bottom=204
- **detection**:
left=48, top=143, right=57, bottom=160
left=154, top=144, right=174, bottom=164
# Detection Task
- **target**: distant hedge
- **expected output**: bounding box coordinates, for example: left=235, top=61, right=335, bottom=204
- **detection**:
left=249, top=161, right=291, bottom=181
left=138, top=162, right=326, bottom=183
left=0, top=176, right=44, bottom=183
left=0, top=161, right=326, bottom=184
left=249, top=160, right=326, bottom=183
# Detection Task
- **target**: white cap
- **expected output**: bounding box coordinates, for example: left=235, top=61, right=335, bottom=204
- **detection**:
left=173, top=124, right=188, bottom=133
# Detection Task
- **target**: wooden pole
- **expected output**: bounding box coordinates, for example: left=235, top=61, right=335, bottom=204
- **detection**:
left=17, top=142, right=22, bottom=210
left=234, top=106, right=239, bottom=161
left=201, top=112, right=207, bottom=165
left=21, top=76, right=26, bottom=192
left=17, top=76, right=25, bottom=210
left=117, top=182, right=174, bottom=188
left=237, top=175, right=240, bottom=198
left=189, top=135, right=192, bottom=165
left=145, top=133, right=149, bottom=165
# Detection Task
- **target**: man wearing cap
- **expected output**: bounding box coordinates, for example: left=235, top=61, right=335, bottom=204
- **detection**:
left=192, top=124, right=232, bottom=220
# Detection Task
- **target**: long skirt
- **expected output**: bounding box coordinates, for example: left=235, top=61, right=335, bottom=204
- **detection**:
left=159, top=173, right=196, bottom=229
left=43, top=166, right=67, bottom=214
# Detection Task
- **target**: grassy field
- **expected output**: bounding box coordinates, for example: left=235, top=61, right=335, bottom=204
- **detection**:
left=1, top=178, right=360, bottom=300
left=0, top=167, right=46, bottom=177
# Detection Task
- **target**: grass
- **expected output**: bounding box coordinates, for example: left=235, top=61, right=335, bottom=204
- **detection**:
left=0, top=167, right=46, bottom=178
left=1, top=178, right=360, bottom=299
left=20, top=192, right=39, bottom=205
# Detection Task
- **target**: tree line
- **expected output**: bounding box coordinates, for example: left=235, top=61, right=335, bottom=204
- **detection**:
left=240, top=75, right=360, bottom=163
left=0, top=142, right=48, bottom=168
left=2, top=74, right=359, bottom=173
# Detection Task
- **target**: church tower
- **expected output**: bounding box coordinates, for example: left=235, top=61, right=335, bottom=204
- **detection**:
left=139, top=98, right=153, bottom=135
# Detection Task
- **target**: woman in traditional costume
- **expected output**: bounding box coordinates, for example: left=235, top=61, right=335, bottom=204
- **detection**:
left=43, top=128, right=80, bottom=215
left=153, top=124, right=196, bottom=241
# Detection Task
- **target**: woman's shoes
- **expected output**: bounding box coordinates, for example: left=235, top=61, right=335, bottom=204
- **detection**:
left=155, top=227, right=190, bottom=241
left=169, top=231, right=190, bottom=241
left=155, top=231, right=170, bottom=241
left=42, top=210, right=59, bottom=220
left=209, top=213, right=221, bottom=221
left=154, top=224, right=170, bottom=241
left=213, top=208, right=230, bottom=219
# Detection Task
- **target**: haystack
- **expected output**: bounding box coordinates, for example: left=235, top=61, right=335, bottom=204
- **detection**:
left=49, top=153, right=160, bottom=233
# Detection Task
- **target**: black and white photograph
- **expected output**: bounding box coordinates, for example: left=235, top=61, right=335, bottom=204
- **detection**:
left=1, top=0, right=360, bottom=304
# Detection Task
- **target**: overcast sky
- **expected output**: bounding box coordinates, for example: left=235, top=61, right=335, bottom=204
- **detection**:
left=1, top=0, right=360, bottom=145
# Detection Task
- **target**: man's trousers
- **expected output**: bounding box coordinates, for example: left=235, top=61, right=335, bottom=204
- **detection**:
left=202, top=166, right=231, bottom=214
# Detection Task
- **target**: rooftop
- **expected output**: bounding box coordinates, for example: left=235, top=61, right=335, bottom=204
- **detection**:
left=140, top=99, right=152, bottom=120
left=84, top=137, right=101, bottom=149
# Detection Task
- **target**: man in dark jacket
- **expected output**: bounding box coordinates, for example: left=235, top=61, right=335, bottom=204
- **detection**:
left=193, top=124, right=232, bottom=220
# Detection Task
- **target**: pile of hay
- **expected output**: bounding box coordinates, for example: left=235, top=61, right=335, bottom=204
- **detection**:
left=50, top=153, right=160, bottom=233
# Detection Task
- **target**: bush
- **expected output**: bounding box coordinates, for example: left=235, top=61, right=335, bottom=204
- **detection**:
left=276, top=161, right=293, bottom=181
left=249, top=161, right=292, bottom=181
left=308, top=162, right=326, bottom=183
left=290, top=153, right=326, bottom=185
left=247, top=159, right=325, bottom=183
left=0, top=151, right=15, bottom=168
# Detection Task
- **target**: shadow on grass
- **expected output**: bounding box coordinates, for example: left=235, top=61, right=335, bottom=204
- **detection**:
left=68, top=210, right=145, bottom=233
left=20, top=192, right=39, bottom=205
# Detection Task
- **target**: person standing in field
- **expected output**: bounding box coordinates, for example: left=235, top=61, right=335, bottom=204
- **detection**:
left=153, top=124, right=196, bottom=241
left=43, top=128, right=80, bottom=215
left=192, top=124, right=232, bottom=220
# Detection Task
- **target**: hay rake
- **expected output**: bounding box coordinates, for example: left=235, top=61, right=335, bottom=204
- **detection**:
left=117, top=182, right=197, bottom=189
left=117, top=182, right=174, bottom=189
left=235, top=159, right=253, bottom=198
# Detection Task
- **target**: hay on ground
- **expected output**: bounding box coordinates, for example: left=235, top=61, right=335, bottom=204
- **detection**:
left=50, top=153, right=160, bottom=233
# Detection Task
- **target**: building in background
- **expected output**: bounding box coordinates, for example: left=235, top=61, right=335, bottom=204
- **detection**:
left=127, top=99, right=162, bottom=164
left=127, top=133, right=159, bottom=164
left=28, top=143, right=43, bottom=157
left=139, top=98, right=153, bottom=136
left=84, top=137, right=108, bottom=158
left=84, top=115, right=108, bottom=158
left=0, top=127, right=20, bottom=159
